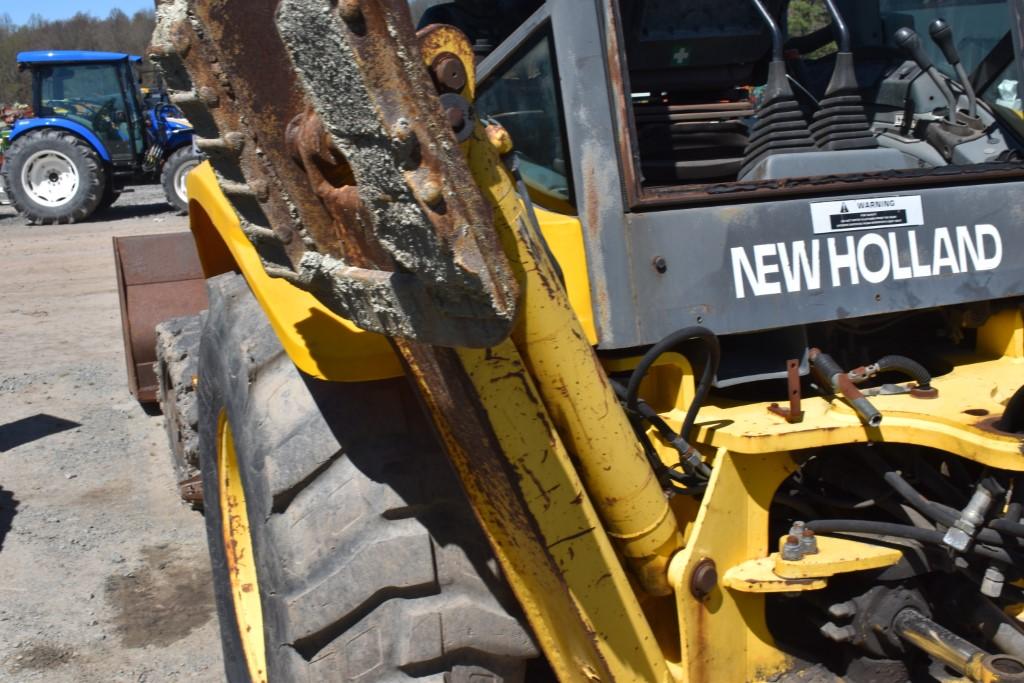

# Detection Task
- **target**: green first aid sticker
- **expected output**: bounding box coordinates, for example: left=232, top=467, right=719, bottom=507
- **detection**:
left=671, top=45, right=691, bottom=65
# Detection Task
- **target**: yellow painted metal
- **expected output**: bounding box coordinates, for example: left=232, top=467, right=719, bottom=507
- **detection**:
left=772, top=535, right=903, bottom=579
left=186, top=164, right=403, bottom=382
left=977, top=308, right=1024, bottom=359
left=721, top=558, right=828, bottom=593
left=468, top=121, right=685, bottom=598
left=668, top=449, right=797, bottom=683
left=217, top=413, right=267, bottom=683
left=675, top=355, right=1024, bottom=470
left=534, top=206, right=598, bottom=345
left=448, top=340, right=672, bottom=682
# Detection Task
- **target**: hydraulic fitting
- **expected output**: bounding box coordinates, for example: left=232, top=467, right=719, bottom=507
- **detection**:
left=943, top=479, right=998, bottom=552
left=809, top=348, right=882, bottom=427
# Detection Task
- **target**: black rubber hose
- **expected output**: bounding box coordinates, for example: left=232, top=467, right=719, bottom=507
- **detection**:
left=883, top=471, right=959, bottom=526
left=883, top=471, right=1012, bottom=547
left=624, top=326, right=720, bottom=447
left=875, top=355, right=932, bottom=389
left=989, top=518, right=1024, bottom=538
left=806, top=519, right=1016, bottom=563
left=996, top=384, right=1024, bottom=433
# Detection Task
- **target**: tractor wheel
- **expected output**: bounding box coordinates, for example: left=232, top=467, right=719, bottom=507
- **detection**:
left=156, top=313, right=205, bottom=507
left=1, top=129, right=106, bottom=224
left=161, top=146, right=202, bottom=214
left=197, top=273, right=538, bottom=683
left=96, top=182, right=121, bottom=214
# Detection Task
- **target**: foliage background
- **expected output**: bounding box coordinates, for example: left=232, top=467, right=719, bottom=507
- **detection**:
left=0, top=10, right=156, bottom=105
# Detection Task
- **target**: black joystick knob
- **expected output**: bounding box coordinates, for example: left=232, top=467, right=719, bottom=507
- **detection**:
left=929, top=19, right=961, bottom=66
left=894, top=27, right=933, bottom=70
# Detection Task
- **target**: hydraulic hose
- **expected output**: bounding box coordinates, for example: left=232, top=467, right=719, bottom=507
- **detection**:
left=625, top=326, right=720, bottom=445
left=997, top=385, right=1024, bottom=434
left=624, top=327, right=719, bottom=479
left=810, top=348, right=882, bottom=426
left=611, top=380, right=707, bottom=494
left=805, top=519, right=1016, bottom=563
left=874, top=354, right=933, bottom=390
left=882, top=470, right=1012, bottom=547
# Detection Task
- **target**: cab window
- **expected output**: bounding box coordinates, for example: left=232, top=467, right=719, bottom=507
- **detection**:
left=476, top=30, right=575, bottom=212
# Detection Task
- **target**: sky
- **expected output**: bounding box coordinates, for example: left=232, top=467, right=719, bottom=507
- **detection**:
left=5, top=1, right=155, bottom=27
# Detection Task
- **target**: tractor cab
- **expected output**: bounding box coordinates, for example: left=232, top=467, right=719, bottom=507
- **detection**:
left=19, top=51, right=148, bottom=171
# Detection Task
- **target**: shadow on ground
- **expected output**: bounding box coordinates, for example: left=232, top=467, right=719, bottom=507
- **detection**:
left=0, top=414, right=80, bottom=452
left=0, top=486, right=19, bottom=552
left=94, top=202, right=176, bottom=222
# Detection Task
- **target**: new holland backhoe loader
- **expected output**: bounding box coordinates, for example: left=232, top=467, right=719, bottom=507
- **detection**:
left=141, top=0, right=1024, bottom=680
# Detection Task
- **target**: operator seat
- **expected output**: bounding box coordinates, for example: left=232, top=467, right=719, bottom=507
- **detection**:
left=618, top=0, right=783, bottom=184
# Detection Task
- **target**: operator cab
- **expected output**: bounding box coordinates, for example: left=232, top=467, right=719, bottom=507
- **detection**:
left=19, top=51, right=148, bottom=169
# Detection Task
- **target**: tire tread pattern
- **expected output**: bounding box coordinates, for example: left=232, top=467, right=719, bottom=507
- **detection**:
left=197, top=274, right=536, bottom=683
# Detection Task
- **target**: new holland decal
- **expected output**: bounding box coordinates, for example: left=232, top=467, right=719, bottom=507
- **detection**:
left=730, top=195, right=1003, bottom=299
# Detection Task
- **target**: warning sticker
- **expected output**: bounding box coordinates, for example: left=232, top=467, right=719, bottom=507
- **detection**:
left=810, top=195, right=924, bottom=234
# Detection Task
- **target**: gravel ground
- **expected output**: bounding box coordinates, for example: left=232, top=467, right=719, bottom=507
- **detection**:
left=0, top=185, right=224, bottom=681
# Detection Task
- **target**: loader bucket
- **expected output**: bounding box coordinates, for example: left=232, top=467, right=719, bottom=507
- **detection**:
left=113, top=232, right=207, bottom=403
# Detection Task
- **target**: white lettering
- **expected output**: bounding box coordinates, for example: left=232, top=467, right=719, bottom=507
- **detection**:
left=828, top=236, right=860, bottom=287
left=975, top=224, right=1003, bottom=270
left=857, top=233, right=891, bottom=284
left=956, top=225, right=980, bottom=272
left=889, top=232, right=913, bottom=280
left=732, top=244, right=783, bottom=297
left=777, top=240, right=821, bottom=292
left=933, top=227, right=960, bottom=274
left=907, top=230, right=932, bottom=278
left=731, top=246, right=757, bottom=299
left=753, top=244, right=782, bottom=296
left=729, top=224, right=1004, bottom=300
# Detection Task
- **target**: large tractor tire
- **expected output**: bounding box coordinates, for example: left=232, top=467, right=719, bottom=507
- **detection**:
left=161, top=146, right=202, bottom=214
left=1, top=129, right=106, bottom=224
left=197, top=273, right=538, bottom=682
left=156, top=313, right=205, bottom=506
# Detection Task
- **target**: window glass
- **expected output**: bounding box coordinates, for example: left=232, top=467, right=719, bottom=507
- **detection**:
left=879, top=0, right=1013, bottom=78
left=476, top=31, right=574, bottom=211
left=37, top=63, right=133, bottom=158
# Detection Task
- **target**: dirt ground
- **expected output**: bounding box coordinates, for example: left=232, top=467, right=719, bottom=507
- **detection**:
left=0, top=185, right=224, bottom=681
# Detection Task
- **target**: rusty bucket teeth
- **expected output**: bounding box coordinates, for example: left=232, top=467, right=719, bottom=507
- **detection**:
left=151, top=0, right=519, bottom=347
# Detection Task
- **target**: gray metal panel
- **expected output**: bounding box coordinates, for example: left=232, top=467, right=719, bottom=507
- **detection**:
left=477, top=4, right=551, bottom=82
left=548, top=0, right=637, bottom=346
left=621, top=183, right=1024, bottom=346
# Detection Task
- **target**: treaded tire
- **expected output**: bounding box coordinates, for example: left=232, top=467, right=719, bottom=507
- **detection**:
left=1, top=129, right=106, bottom=224
left=161, top=145, right=202, bottom=214
left=156, top=313, right=205, bottom=504
left=197, top=273, right=537, bottom=682
left=96, top=181, right=121, bottom=214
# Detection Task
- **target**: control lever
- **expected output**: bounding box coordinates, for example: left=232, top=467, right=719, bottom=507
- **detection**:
left=808, top=0, right=876, bottom=149
left=894, top=27, right=957, bottom=123
left=928, top=19, right=978, bottom=118
left=738, top=0, right=815, bottom=177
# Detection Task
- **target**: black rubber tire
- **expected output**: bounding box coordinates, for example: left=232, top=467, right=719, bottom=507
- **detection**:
left=96, top=181, right=121, bottom=214
left=1, top=129, right=107, bottom=224
left=197, top=273, right=537, bottom=682
left=161, top=145, right=202, bottom=214
left=156, top=313, right=205, bottom=505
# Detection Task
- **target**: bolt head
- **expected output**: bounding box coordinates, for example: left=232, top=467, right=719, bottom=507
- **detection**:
left=689, top=558, right=718, bottom=600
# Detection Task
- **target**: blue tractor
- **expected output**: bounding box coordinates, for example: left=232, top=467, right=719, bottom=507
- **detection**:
left=0, top=51, right=200, bottom=223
